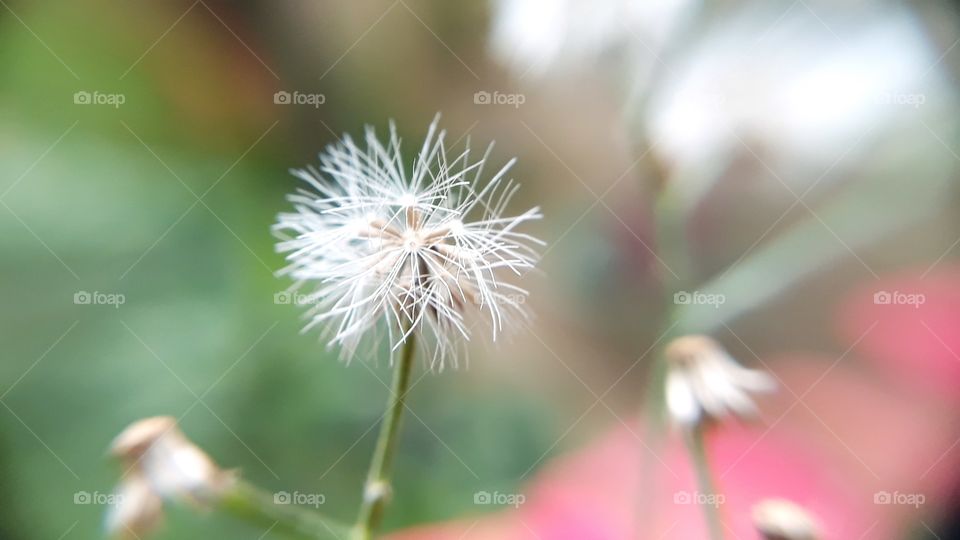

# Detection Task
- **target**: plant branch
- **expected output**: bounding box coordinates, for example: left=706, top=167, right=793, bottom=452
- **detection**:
left=217, top=480, right=351, bottom=540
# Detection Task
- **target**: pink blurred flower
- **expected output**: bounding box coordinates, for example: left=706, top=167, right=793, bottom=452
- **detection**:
left=391, top=420, right=875, bottom=539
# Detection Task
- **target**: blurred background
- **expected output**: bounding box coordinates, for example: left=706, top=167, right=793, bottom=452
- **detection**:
left=2, top=0, right=960, bottom=538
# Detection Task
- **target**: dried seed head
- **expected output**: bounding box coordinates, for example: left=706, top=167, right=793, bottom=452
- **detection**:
left=664, top=335, right=776, bottom=429
left=752, top=498, right=821, bottom=540
left=274, top=115, right=543, bottom=369
left=106, top=417, right=232, bottom=539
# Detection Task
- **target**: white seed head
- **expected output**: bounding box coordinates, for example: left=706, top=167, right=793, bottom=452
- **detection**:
left=752, top=498, right=821, bottom=540
left=664, top=335, right=776, bottom=429
left=274, top=115, right=543, bottom=369
left=106, top=417, right=230, bottom=539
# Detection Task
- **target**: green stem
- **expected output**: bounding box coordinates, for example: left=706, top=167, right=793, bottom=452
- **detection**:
left=352, top=334, right=418, bottom=540
left=217, top=480, right=350, bottom=539
left=685, top=427, right=724, bottom=540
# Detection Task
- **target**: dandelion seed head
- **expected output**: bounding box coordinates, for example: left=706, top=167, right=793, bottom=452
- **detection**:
left=274, top=115, right=543, bottom=369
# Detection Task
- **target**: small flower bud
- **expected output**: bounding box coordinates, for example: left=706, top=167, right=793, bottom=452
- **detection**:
left=664, top=335, right=776, bottom=429
left=106, top=416, right=232, bottom=538
left=752, top=498, right=821, bottom=540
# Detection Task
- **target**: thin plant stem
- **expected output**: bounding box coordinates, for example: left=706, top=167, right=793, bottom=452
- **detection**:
left=352, top=333, right=418, bottom=540
left=632, top=148, right=690, bottom=539
left=685, top=427, right=724, bottom=540
left=217, top=480, right=350, bottom=539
